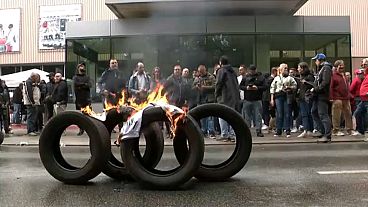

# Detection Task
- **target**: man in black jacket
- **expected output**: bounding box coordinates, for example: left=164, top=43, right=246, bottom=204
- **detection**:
left=98, top=59, right=126, bottom=108
left=215, top=56, right=240, bottom=141
left=164, top=65, right=186, bottom=108
left=44, top=72, right=55, bottom=121
left=73, top=62, right=91, bottom=135
left=310, top=53, right=333, bottom=143
left=52, top=72, right=68, bottom=115
left=12, top=83, right=23, bottom=124
left=239, top=65, right=265, bottom=137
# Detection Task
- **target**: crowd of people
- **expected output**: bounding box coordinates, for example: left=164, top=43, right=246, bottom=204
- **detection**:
left=3, top=54, right=368, bottom=144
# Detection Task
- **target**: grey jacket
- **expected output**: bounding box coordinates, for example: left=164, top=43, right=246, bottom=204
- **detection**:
left=215, top=65, right=240, bottom=110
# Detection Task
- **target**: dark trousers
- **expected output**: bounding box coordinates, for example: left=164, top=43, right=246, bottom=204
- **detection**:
left=262, top=100, right=270, bottom=126
left=275, top=96, right=291, bottom=134
left=300, top=100, right=313, bottom=132
left=311, top=99, right=331, bottom=138
left=26, top=105, right=38, bottom=134
left=354, top=101, right=368, bottom=134
left=45, top=101, right=54, bottom=121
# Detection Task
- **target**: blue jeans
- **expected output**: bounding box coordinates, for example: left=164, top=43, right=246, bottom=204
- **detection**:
left=243, top=100, right=262, bottom=133
left=299, top=100, right=313, bottom=132
left=311, top=99, right=331, bottom=138
left=12, top=103, right=22, bottom=124
left=26, top=105, right=38, bottom=134
left=200, top=117, right=214, bottom=135
left=275, top=96, right=290, bottom=134
left=219, top=118, right=234, bottom=138
left=354, top=101, right=368, bottom=134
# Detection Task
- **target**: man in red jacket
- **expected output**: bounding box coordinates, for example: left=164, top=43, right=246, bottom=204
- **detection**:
left=355, top=58, right=368, bottom=135
left=330, top=60, right=354, bottom=136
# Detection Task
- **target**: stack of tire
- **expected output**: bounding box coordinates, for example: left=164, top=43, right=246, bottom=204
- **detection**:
left=39, top=103, right=252, bottom=189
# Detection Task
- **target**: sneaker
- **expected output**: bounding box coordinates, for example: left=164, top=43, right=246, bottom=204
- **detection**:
left=350, top=131, right=363, bottom=136
left=291, top=127, right=298, bottom=133
left=312, top=129, right=318, bottom=133
left=297, top=131, right=307, bottom=138
left=261, top=125, right=269, bottom=130
left=257, top=132, right=264, bottom=137
left=286, top=134, right=291, bottom=138
left=274, top=133, right=281, bottom=137
left=332, top=131, right=345, bottom=136
left=312, top=131, right=323, bottom=138
left=317, top=137, right=331, bottom=143
left=209, top=134, right=217, bottom=139
left=28, top=132, right=37, bottom=136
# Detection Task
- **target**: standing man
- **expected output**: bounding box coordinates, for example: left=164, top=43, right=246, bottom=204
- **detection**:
left=215, top=56, right=240, bottom=141
left=73, top=62, right=91, bottom=136
left=164, top=64, right=186, bottom=108
left=239, top=65, right=266, bottom=137
left=128, top=62, right=150, bottom=104
left=330, top=60, right=354, bottom=136
left=354, top=58, right=368, bottom=136
left=310, top=53, right=333, bottom=143
left=44, top=72, right=55, bottom=121
left=237, top=65, right=247, bottom=120
left=98, top=59, right=126, bottom=108
left=22, top=72, right=41, bottom=136
left=12, top=83, right=23, bottom=124
left=52, top=73, right=68, bottom=115
left=193, top=64, right=216, bottom=138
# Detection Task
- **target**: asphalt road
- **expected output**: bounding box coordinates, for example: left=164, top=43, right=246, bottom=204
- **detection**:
left=1, top=143, right=368, bottom=207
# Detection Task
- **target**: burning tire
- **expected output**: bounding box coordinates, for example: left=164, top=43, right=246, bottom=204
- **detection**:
left=39, top=111, right=111, bottom=184
left=174, top=103, right=252, bottom=181
left=0, top=132, right=4, bottom=145
left=101, top=109, right=164, bottom=180
left=120, top=107, right=204, bottom=189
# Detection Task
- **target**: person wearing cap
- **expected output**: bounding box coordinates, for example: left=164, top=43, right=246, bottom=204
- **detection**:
left=310, top=53, right=333, bottom=143
left=44, top=72, right=55, bottom=121
left=354, top=58, right=368, bottom=136
left=73, top=62, right=91, bottom=136
left=239, top=64, right=266, bottom=137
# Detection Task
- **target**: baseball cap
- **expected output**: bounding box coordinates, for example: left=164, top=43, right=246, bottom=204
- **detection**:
left=312, top=53, right=326, bottom=60
left=46, top=72, right=55, bottom=77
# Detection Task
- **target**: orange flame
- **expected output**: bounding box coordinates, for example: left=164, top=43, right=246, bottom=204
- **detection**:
left=81, top=84, right=186, bottom=137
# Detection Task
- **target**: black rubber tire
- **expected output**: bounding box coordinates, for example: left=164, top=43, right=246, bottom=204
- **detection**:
left=174, top=103, right=252, bottom=181
left=101, top=109, right=164, bottom=180
left=0, top=132, right=4, bottom=145
left=121, top=107, right=204, bottom=189
left=39, top=111, right=111, bottom=184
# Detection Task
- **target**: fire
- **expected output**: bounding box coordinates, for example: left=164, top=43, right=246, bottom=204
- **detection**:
left=81, top=84, right=187, bottom=138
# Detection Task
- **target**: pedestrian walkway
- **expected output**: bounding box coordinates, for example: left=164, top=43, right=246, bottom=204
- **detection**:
left=1, top=123, right=366, bottom=146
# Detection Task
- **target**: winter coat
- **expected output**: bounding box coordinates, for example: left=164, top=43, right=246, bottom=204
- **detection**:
left=314, top=62, right=333, bottom=101
left=239, top=72, right=266, bottom=101
left=23, top=78, right=41, bottom=106
left=128, top=72, right=151, bottom=97
left=262, top=75, right=274, bottom=102
left=52, top=80, right=68, bottom=104
left=360, top=75, right=368, bottom=101
left=298, top=70, right=315, bottom=101
left=270, top=75, right=297, bottom=96
left=329, top=71, right=350, bottom=100
left=73, top=73, right=91, bottom=107
left=98, top=69, right=126, bottom=94
left=350, top=77, right=363, bottom=98
left=164, top=74, right=186, bottom=107
left=215, top=65, right=240, bottom=110
left=12, top=87, right=23, bottom=104
left=193, top=72, right=216, bottom=104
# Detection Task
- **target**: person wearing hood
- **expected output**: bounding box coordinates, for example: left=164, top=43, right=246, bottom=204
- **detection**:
left=215, top=56, right=240, bottom=141
left=239, top=64, right=266, bottom=137
left=310, top=53, right=333, bottom=143
left=73, top=62, right=91, bottom=136
left=270, top=63, right=297, bottom=138
left=128, top=62, right=151, bottom=104
left=296, top=62, right=315, bottom=138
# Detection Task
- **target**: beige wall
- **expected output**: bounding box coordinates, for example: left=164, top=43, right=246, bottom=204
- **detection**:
left=296, top=0, right=368, bottom=60
left=0, top=0, right=115, bottom=66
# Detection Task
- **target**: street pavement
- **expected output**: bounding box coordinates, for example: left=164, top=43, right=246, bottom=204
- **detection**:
left=2, top=143, right=368, bottom=206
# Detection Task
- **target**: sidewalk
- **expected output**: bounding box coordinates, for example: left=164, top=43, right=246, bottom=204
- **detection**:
left=1, top=124, right=366, bottom=146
